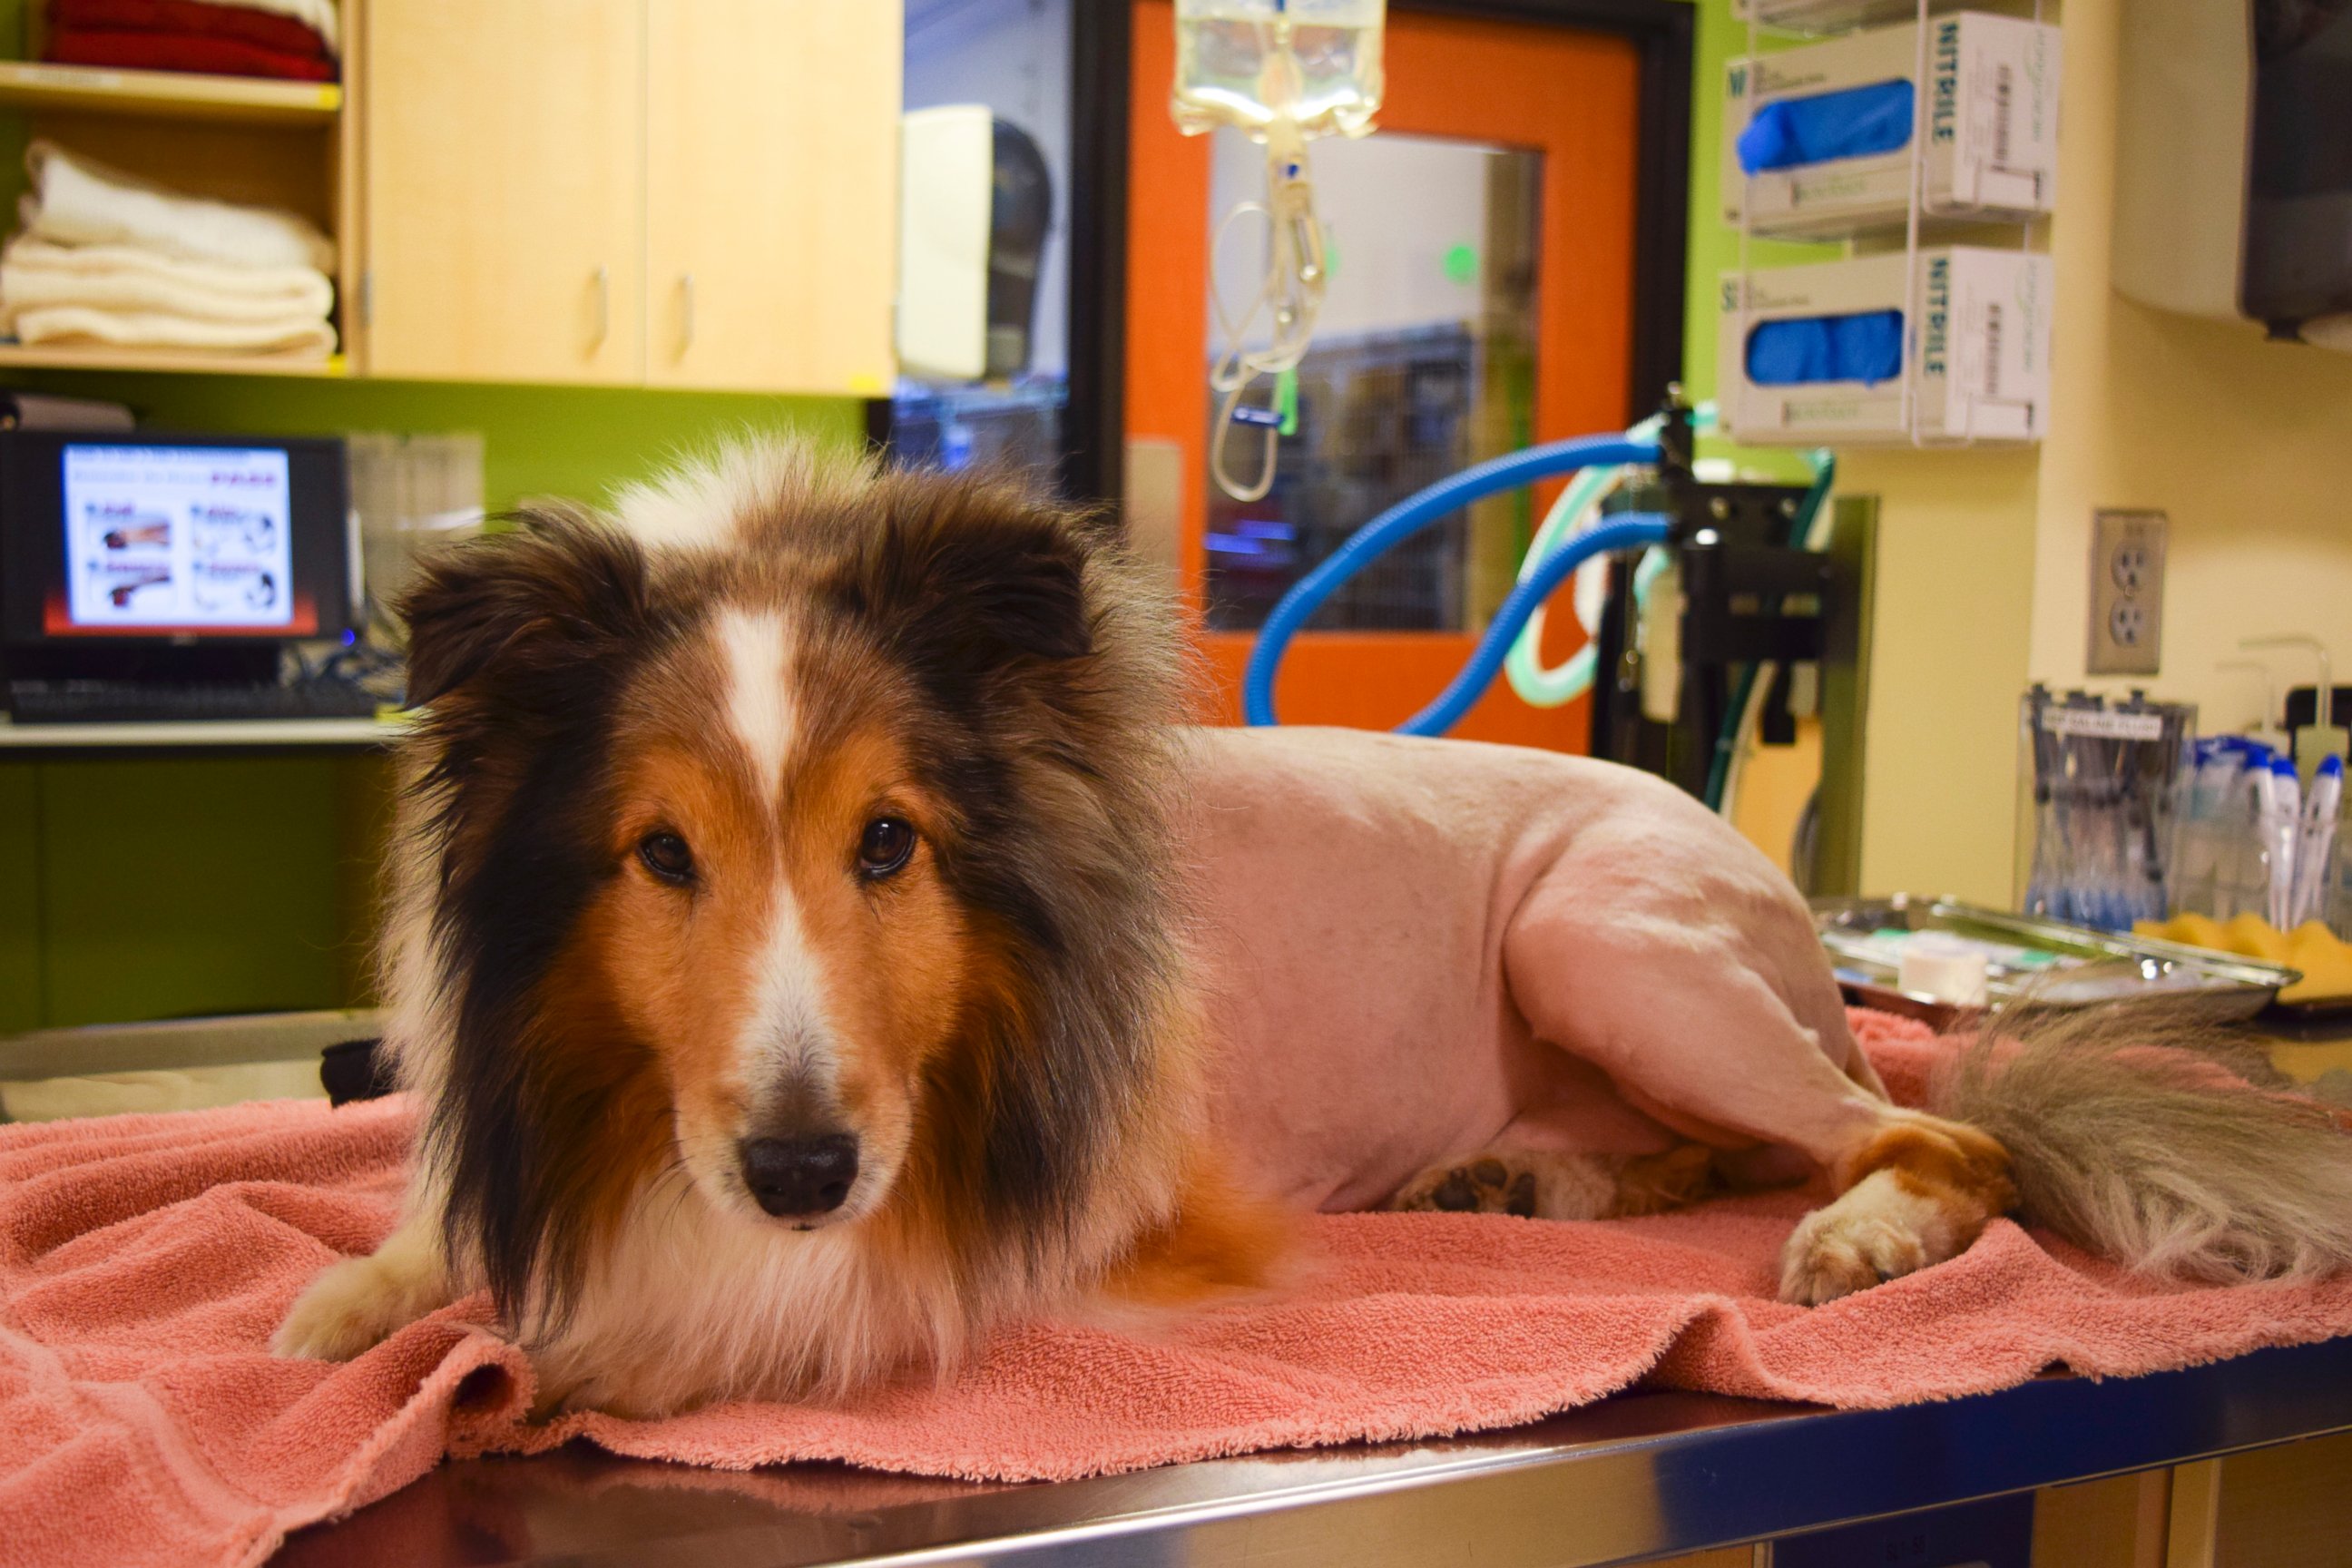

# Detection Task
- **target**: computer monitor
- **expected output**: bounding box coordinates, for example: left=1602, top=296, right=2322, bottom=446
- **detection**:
left=0, top=431, right=351, bottom=679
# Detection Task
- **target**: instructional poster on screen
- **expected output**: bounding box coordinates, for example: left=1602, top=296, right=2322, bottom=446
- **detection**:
left=62, top=446, right=295, bottom=631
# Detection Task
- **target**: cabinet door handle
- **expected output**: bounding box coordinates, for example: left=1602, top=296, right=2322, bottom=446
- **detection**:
left=590, top=265, right=610, bottom=350
left=680, top=272, right=696, bottom=356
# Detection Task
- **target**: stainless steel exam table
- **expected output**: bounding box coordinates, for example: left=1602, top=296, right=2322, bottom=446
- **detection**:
left=261, top=1338, right=2352, bottom=1567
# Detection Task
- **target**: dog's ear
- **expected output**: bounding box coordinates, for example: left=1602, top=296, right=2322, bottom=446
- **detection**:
left=921, top=513, right=1094, bottom=664
left=399, top=509, right=652, bottom=707
left=866, top=484, right=1099, bottom=671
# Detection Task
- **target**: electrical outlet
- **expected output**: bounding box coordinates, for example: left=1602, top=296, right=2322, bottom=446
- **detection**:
left=2088, top=509, right=2166, bottom=675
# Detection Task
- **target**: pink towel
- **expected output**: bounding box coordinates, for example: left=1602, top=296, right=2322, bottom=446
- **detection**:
left=5, top=1012, right=2349, bottom=1568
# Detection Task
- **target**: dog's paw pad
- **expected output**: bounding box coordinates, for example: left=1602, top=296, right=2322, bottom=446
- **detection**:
left=1392, top=1156, right=1541, bottom=1217
left=1505, top=1171, right=1537, bottom=1217
left=1429, top=1171, right=1480, bottom=1210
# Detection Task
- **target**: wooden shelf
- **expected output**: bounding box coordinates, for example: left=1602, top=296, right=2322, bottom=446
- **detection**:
left=0, top=60, right=339, bottom=125
left=0, top=343, right=348, bottom=377
left=0, top=715, right=404, bottom=750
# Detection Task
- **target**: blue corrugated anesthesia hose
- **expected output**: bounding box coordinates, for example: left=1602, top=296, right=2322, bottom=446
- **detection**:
left=1241, top=434, right=1668, bottom=735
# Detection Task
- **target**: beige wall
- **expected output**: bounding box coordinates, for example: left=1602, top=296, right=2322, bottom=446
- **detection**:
left=1828, top=0, right=2352, bottom=901
left=1687, top=0, right=2352, bottom=900
left=1845, top=446, right=2041, bottom=902
left=2024, top=0, right=2352, bottom=726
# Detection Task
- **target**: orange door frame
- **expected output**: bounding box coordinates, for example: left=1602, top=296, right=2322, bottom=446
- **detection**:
left=1125, top=0, right=1654, bottom=747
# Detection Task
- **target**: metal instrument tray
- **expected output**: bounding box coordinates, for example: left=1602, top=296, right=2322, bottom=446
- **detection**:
left=1812, top=894, right=2298, bottom=1029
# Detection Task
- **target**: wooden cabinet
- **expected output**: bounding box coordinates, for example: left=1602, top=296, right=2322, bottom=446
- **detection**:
left=645, top=0, right=899, bottom=394
left=362, top=0, right=897, bottom=394
left=363, top=0, right=646, bottom=384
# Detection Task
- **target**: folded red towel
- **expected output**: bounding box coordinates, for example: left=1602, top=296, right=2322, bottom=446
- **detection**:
left=44, top=26, right=336, bottom=83
left=49, top=0, right=332, bottom=60
left=3, top=1013, right=2347, bottom=1568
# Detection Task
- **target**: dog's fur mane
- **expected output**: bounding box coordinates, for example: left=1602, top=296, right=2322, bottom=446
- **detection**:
left=377, top=443, right=1219, bottom=1404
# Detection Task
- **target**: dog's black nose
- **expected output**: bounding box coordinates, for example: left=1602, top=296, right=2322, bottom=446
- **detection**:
left=740, top=1135, right=859, bottom=1218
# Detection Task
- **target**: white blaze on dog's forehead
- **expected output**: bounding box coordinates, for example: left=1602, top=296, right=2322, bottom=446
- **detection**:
left=608, top=439, right=847, bottom=551
left=606, top=466, right=743, bottom=550
left=714, top=608, right=795, bottom=793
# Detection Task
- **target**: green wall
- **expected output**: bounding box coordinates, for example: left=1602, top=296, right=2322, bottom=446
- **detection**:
left=12, top=754, right=358, bottom=1029
left=0, top=375, right=864, bottom=1032
left=0, top=761, right=38, bottom=1025
left=3, top=373, right=866, bottom=514
left=1680, top=0, right=1834, bottom=475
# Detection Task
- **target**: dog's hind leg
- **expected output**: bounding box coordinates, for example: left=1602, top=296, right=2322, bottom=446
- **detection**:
left=1773, top=1122, right=2016, bottom=1302
left=1102, top=1156, right=1297, bottom=1307
left=1388, top=1144, right=1718, bottom=1220
left=1500, top=875, right=2016, bottom=1304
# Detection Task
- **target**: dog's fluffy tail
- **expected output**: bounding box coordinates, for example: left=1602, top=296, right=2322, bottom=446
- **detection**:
left=1930, top=1003, right=2352, bottom=1282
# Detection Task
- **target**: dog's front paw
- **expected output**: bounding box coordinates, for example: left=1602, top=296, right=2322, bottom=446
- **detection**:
left=526, top=1345, right=690, bottom=1421
left=1391, top=1157, right=1539, bottom=1217
left=274, top=1237, right=449, bottom=1360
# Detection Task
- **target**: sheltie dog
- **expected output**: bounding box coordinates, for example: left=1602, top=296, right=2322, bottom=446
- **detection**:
left=278, top=443, right=2352, bottom=1416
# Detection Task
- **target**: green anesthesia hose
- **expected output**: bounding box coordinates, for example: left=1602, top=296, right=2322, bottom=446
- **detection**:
left=1502, top=407, right=1719, bottom=710
left=1490, top=416, right=1832, bottom=816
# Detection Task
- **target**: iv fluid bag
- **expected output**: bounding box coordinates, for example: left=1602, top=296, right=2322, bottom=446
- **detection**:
left=1173, top=0, right=1385, bottom=142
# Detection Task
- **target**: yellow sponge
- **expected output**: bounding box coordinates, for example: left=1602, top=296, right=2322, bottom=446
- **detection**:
left=2135, top=912, right=2352, bottom=1004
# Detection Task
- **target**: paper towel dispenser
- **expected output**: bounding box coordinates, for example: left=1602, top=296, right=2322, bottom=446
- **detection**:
left=2112, top=0, right=2352, bottom=348
left=897, top=107, right=1054, bottom=382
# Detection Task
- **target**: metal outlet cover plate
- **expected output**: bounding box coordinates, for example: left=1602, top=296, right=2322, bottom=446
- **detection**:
left=2088, top=508, right=2167, bottom=676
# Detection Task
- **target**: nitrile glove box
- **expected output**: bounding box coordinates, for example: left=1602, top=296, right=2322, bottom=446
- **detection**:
left=1723, top=13, right=2060, bottom=239
left=1719, top=247, right=2053, bottom=445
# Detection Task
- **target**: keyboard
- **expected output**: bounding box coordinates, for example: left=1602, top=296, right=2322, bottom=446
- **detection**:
left=7, top=680, right=386, bottom=725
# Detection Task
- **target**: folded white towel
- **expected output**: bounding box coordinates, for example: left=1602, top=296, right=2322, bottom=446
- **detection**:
left=11, top=302, right=336, bottom=356
left=0, top=239, right=332, bottom=325
left=22, top=141, right=336, bottom=273
left=1, top=239, right=327, bottom=299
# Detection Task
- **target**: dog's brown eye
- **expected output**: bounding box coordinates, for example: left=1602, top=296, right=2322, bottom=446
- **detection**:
left=858, top=817, right=916, bottom=879
left=638, top=830, right=695, bottom=886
